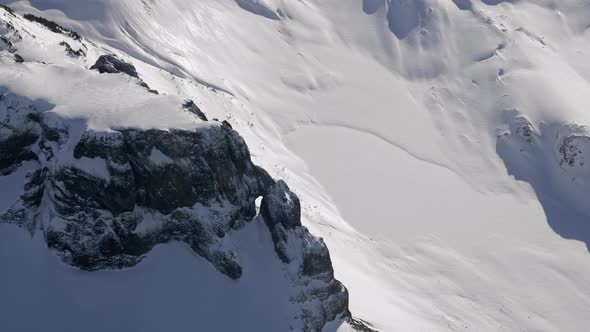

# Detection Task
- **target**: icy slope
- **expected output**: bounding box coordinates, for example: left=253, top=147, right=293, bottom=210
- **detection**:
left=2, top=0, right=590, bottom=331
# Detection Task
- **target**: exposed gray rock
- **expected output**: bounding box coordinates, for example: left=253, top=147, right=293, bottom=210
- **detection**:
left=261, top=180, right=355, bottom=331
left=13, top=53, right=23, bottom=63
left=60, top=41, right=86, bottom=57
left=90, top=54, right=159, bottom=93
left=2, top=122, right=273, bottom=276
left=23, top=14, right=82, bottom=41
left=0, top=4, right=16, bottom=17
left=559, top=135, right=584, bottom=167
left=0, top=16, right=21, bottom=53
left=183, top=99, right=208, bottom=121
left=91, top=54, right=139, bottom=78
left=262, top=180, right=301, bottom=262
left=0, top=130, right=38, bottom=174
left=262, top=180, right=302, bottom=230
left=0, top=91, right=54, bottom=175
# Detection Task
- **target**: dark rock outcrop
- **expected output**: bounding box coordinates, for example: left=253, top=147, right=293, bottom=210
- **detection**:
left=0, top=130, right=38, bottom=174
left=23, top=14, right=82, bottom=41
left=262, top=180, right=301, bottom=262
left=2, top=120, right=273, bottom=276
left=13, top=53, right=23, bottom=63
left=262, top=180, right=353, bottom=331
left=0, top=4, right=16, bottom=17
left=0, top=91, right=54, bottom=176
left=559, top=135, right=584, bottom=167
left=60, top=41, right=85, bottom=57
left=183, top=99, right=208, bottom=121
left=91, top=54, right=158, bottom=94
left=91, top=54, right=139, bottom=78
left=0, top=15, right=21, bottom=54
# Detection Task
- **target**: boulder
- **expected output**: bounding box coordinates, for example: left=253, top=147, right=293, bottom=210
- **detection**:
left=90, top=54, right=139, bottom=78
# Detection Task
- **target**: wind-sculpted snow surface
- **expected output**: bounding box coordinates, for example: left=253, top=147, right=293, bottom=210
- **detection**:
left=0, top=7, right=357, bottom=331
left=3, top=0, right=590, bottom=331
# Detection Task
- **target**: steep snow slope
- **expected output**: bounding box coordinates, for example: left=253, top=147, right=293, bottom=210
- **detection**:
left=2, top=0, right=590, bottom=331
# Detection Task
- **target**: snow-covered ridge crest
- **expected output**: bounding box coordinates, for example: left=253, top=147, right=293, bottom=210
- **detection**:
left=0, top=6, right=365, bottom=331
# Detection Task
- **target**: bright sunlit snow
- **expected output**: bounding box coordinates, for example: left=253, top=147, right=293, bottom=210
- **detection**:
left=2, top=0, right=590, bottom=331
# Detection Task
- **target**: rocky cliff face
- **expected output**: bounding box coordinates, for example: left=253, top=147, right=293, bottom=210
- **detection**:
left=0, top=6, right=356, bottom=331
left=1, top=108, right=271, bottom=275
left=0, top=91, right=351, bottom=330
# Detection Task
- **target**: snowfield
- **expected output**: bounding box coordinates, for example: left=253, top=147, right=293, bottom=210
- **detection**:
left=2, top=0, right=590, bottom=331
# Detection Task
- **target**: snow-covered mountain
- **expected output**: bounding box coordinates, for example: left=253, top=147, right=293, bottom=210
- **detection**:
left=2, top=0, right=590, bottom=331
left=0, top=5, right=356, bottom=332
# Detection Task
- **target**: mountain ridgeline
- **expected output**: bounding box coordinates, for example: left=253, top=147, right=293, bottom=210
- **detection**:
left=0, top=6, right=370, bottom=331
